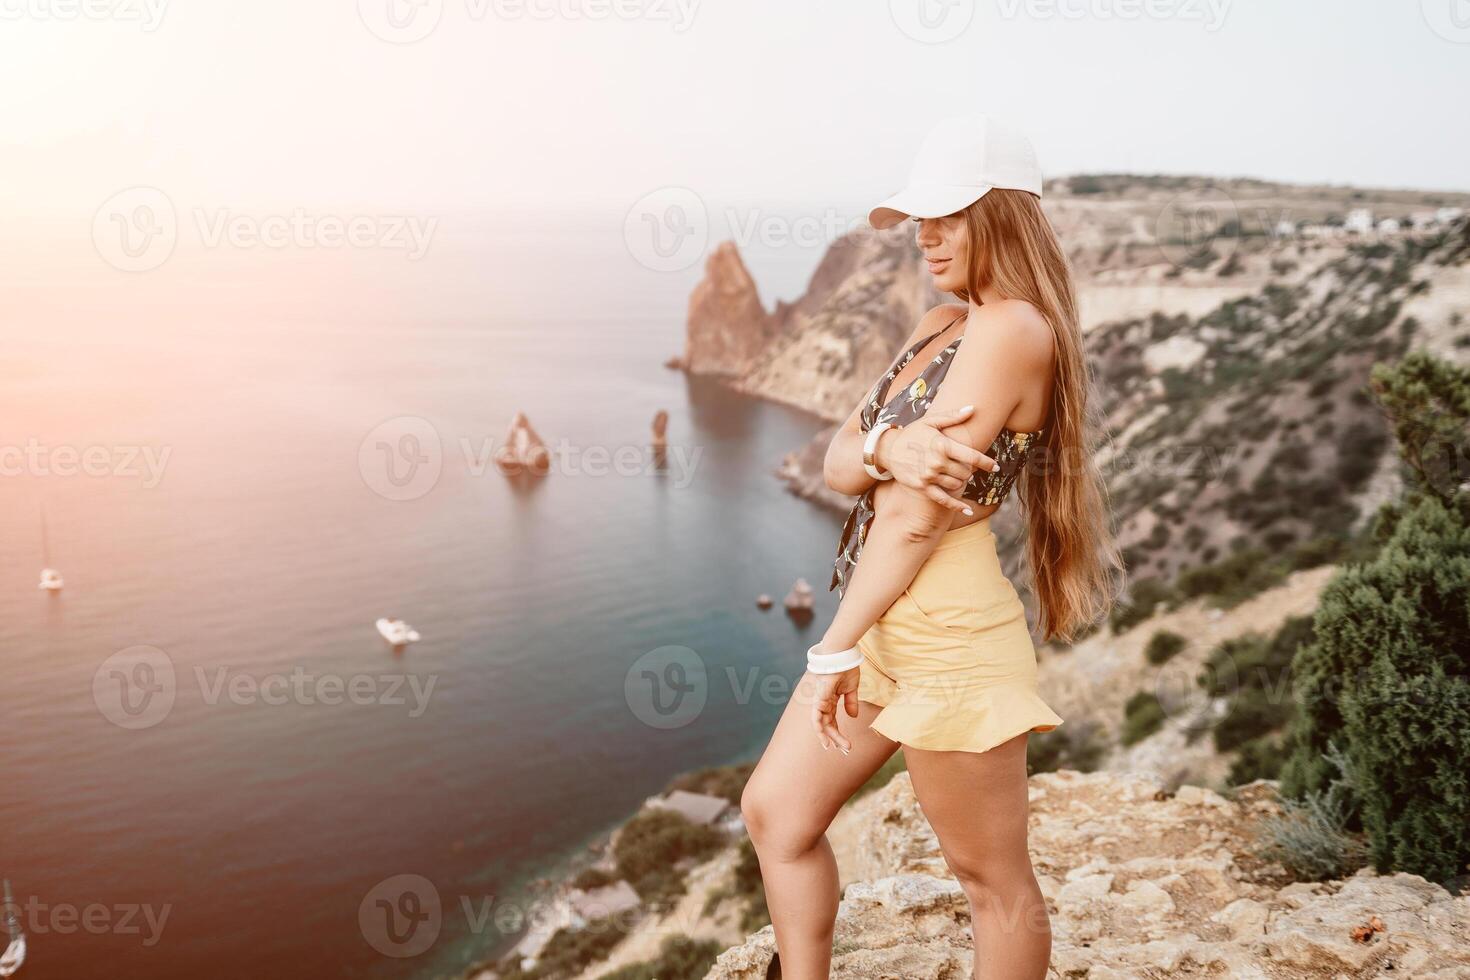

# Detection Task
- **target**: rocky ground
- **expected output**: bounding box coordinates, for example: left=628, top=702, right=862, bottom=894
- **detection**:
left=708, top=770, right=1470, bottom=979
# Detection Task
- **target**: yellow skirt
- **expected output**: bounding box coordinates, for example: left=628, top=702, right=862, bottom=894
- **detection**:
left=855, top=514, right=1063, bottom=753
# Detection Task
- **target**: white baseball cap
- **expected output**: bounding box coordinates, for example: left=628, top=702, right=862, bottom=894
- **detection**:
left=868, top=114, right=1043, bottom=230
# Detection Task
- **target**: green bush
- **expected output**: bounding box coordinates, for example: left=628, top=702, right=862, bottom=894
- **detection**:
left=572, top=866, right=616, bottom=890
left=1256, top=745, right=1368, bottom=881
left=1110, top=577, right=1177, bottom=634
left=1028, top=721, right=1106, bottom=774
left=596, top=936, right=723, bottom=980
left=614, top=809, right=726, bottom=906
left=499, top=917, right=635, bottom=980
left=703, top=837, right=769, bottom=935
left=1228, top=734, right=1285, bottom=784
left=1144, top=630, right=1187, bottom=665
left=1122, top=691, right=1166, bottom=746
left=1281, top=351, right=1470, bottom=883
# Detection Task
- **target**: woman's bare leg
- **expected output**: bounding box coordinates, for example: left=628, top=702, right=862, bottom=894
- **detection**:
left=740, top=675, right=900, bottom=980
left=903, top=733, right=1050, bottom=979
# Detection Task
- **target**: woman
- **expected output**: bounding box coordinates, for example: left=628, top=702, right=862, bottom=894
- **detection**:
left=741, top=116, right=1122, bottom=979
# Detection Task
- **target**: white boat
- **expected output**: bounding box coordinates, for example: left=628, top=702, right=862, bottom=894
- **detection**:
left=38, top=506, right=62, bottom=593
left=0, top=936, right=24, bottom=977
left=1, top=879, right=24, bottom=977
left=376, top=618, right=421, bottom=647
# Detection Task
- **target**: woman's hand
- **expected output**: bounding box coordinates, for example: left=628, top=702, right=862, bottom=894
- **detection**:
left=876, top=405, right=996, bottom=512
left=808, top=666, right=861, bottom=754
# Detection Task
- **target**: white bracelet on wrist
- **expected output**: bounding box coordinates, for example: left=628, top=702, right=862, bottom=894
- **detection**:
left=862, top=421, right=897, bottom=481
left=807, top=641, right=863, bottom=674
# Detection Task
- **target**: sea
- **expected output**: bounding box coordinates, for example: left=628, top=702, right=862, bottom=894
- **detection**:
left=0, top=205, right=854, bottom=979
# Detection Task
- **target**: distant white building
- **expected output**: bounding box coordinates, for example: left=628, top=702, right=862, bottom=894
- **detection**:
left=647, top=789, right=730, bottom=826
left=568, top=880, right=642, bottom=924
left=1273, top=218, right=1298, bottom=238
left=1437, top=206, right=1465, bottom=225
left=1344, top=208, right=1374, bottom=234
left=1378, top=218, right=1400, bottom=235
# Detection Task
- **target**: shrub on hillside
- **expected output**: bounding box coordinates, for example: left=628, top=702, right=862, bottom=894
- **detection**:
left=596, top=936, right=723, bottom=980
left=614, top=809, right=726, bottom=906
left=1280, top=352, right=1470, bottom=883
left=1028, top=721, right=1106, bottom=774
left=1122, top=691, right=1167, bottom=746
left=1144, top=630, right=1187, bottom=665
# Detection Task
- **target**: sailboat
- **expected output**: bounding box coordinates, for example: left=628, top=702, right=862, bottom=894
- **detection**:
left=0, top=879, right=25, bottom=977
left=38, top=506, right=62, bottom=592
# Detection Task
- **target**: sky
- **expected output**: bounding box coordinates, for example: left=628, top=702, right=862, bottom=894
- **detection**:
left=1, top=0, right=1467, bottom=221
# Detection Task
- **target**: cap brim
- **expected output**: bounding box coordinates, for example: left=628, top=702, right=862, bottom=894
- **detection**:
left=867, top=183, right=994, bottom=230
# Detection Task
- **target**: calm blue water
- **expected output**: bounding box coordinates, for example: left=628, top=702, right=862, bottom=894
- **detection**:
left=0, top=211, right=848, bottom=979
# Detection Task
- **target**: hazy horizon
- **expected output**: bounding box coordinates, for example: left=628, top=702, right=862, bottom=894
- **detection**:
left=3, top=0, right=1467, bottom=222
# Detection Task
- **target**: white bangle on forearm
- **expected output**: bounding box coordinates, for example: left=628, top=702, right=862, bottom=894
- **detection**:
left=862, top=421, right=896, bottom=481
left=807, top=641, right=863, bottom=674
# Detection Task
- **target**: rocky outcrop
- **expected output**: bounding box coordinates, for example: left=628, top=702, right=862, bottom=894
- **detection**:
left=684, top=242, right=782, bottom=379
left=682, top=226, right=945, bottom=421
left=707, top=770, right=1470, bottom=979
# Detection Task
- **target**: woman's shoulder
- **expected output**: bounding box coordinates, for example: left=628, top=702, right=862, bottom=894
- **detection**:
left=899, top=303, right=969, bottom=348
left=968, top=299, right=1054, bottom=365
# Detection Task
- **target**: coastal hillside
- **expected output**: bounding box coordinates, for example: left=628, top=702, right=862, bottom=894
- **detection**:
left=679, top=181, right=1470, bottom=591
left=470, top=764, right=1470, bottom=979
left=710, top=770, right=1470, bottom=978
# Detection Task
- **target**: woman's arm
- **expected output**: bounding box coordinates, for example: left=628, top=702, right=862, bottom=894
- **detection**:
left=822, top=305, right=965, bottom=496
left=815, top=299, right=1054, bottom=656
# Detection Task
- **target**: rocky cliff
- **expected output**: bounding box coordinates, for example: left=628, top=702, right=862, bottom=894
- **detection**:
left=708, top=770, right=1470, bottom=979
left=680, top=185, right=1470, bottom=593
left=681, top=225, right=945, bottom=420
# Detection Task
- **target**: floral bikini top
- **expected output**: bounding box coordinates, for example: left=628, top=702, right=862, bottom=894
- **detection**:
left=829, top=311, right=1046, bottom=598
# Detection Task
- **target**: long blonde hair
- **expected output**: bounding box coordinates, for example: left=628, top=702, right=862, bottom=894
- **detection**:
left=953, top=189, right=1124, bottom=643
